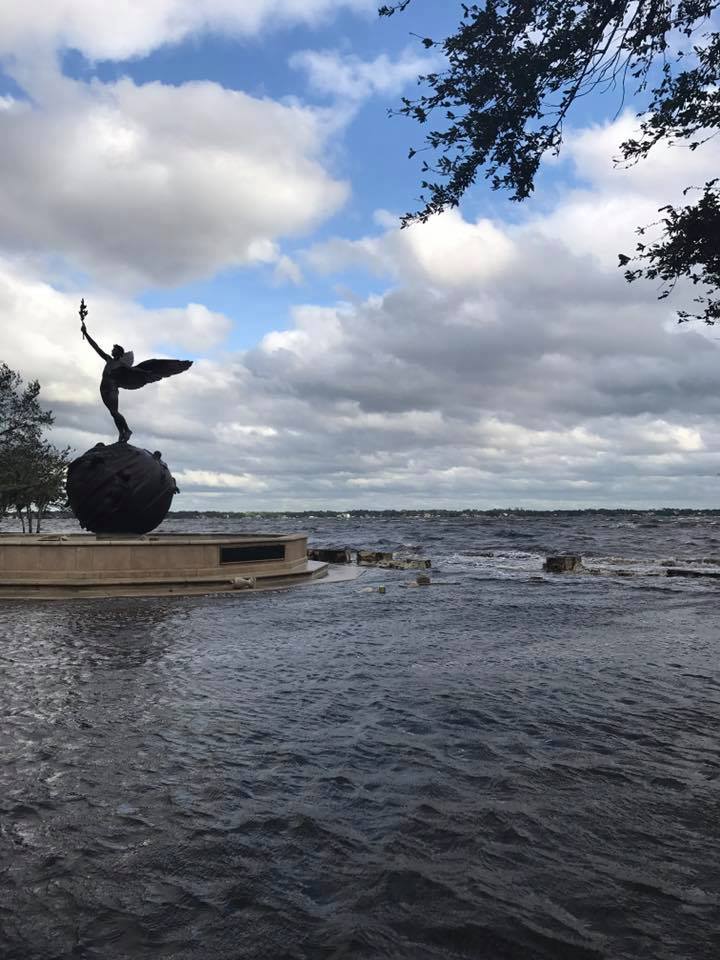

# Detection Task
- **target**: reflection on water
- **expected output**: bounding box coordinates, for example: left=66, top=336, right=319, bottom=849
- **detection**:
left=1, top=513, right=720, bottom=959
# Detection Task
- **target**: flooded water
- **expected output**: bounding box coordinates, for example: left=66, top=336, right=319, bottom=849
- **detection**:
left=1, top=512, right=719, bottom=958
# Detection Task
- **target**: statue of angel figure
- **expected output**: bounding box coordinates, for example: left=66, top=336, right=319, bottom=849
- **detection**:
left=79, top=299, right=193, bottom=443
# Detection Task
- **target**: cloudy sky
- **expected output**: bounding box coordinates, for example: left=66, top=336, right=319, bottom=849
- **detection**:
left=1, top=1, right=718, bottom=510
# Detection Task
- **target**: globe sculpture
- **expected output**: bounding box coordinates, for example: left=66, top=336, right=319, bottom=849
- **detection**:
left=66, top=442, right=179, bottom=535
left=65, top=299, right=192, bottom=534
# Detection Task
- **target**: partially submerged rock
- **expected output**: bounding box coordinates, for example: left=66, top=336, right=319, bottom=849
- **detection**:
left=544, top=555, right=583, bottom=573
left=307, top=547, right=352, bottom=564
left=402, top=572, right=432, bottom=587
left=382, top=557, right=431, bottom=570
left=356, top=549, right=394, bottom=565
left=357, top=550, right=431, bottom=570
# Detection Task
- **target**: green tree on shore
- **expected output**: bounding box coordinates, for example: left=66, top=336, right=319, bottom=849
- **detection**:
left=0, top=363, right=71, bottom=533
left=381, top=0, right=720, bottom=324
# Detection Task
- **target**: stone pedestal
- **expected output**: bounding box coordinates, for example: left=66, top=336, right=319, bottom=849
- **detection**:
left=0, top=533, right=328, bottom=599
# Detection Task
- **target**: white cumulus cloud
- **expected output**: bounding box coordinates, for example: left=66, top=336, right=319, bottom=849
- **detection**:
left=0, top=74, right=348, bottom=289
left=290, top=45, right=438, bottom=102
left=0, top=0, right=375, bottom=62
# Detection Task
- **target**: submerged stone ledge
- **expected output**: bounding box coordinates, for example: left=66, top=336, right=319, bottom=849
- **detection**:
left=307, top=546, right=432, bottom=569
left=666, top=567, right=720, bottom=579
left=543, top=554, right=720, bottom=580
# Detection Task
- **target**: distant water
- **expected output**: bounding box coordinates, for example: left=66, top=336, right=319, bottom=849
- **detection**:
left=1, top=511, right=719, bottom=959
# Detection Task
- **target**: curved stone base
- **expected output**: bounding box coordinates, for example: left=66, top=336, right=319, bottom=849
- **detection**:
left=0, top=532, right=330, bottom=599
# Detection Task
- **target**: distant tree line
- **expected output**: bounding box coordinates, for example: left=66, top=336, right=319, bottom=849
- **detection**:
left=168, top=507, right=711, bottom=517
left=0, top=363, right=71, bottom=532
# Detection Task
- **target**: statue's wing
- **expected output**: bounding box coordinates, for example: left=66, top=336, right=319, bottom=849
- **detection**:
left=111, top=359, right=193, bottom=390
left=136, top=359, right=193, bottom=379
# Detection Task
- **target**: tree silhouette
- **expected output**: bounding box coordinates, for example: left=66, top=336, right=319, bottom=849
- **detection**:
left=0, top=363, right=70, bottom=532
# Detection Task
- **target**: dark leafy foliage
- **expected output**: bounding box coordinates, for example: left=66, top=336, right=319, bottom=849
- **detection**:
left=380, top=0, right=720, bottom=322
left=0, top=364, right=71, bottom=532
left=0, top=438, right=71, bottom=533
left=0, top=362, right=53, bottom=443
left=620, top=179, right=720, bottom=322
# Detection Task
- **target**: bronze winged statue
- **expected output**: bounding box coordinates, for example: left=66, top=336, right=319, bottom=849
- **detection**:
left=79, top=299, right=192, bottom=443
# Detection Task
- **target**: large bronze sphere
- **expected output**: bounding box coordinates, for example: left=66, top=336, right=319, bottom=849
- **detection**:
left=66, top=443, right=178, bottom=535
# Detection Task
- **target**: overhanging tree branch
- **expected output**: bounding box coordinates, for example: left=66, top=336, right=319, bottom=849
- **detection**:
left=381, top=0, right=720, bottom=323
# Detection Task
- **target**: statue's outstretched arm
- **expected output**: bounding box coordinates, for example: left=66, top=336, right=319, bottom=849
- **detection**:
left=82, top=324, right=111, bottom=362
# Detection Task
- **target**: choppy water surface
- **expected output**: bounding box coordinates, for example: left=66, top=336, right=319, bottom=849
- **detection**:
left=2, top=512, right=720, bottom=959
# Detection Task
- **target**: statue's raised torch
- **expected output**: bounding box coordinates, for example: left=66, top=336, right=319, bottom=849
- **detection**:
left=79, top=298, right=88, bottom=339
